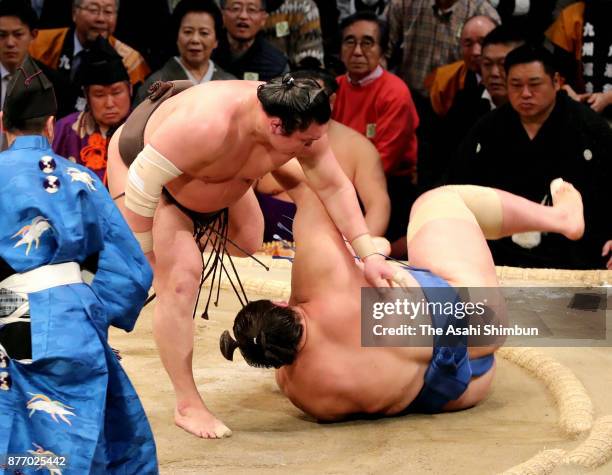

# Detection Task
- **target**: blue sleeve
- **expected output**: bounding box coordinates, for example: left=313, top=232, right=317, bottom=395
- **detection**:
left=90, top=189, right=153, bottom=332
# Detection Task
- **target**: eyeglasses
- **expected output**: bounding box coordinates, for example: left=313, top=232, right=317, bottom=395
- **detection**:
left=224, top=4, right=264, bottom=16
left=341, top=37, right=376, bottom=52
left=77, top=4, right=116, bottom=18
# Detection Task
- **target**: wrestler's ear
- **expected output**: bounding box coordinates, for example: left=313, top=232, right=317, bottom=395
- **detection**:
left=270, top=118, right=284, bottom=135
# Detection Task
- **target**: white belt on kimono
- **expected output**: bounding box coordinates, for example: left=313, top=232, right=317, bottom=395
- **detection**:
left=0, top=262, right=83, bottom=294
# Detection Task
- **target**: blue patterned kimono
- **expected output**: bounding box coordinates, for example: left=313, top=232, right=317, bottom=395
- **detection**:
left=0, top=136, right=157, bottom=474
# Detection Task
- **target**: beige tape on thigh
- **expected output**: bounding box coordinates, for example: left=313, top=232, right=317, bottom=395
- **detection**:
left=407, top=186, right=503, bottom=242
left=125, top=144, right=182, bottom=217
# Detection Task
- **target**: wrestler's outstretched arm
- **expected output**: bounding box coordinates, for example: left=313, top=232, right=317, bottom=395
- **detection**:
left=296, top=136, right=396, bottom=288
left=271, top=160, right=362, bottom=298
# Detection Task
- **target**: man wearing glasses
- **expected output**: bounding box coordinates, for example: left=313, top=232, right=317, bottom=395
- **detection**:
left=332, top=11, right=419, bottom=258
left=29, top=0, right=149, bottom=114
left=212, top=0, right=289, bottom=81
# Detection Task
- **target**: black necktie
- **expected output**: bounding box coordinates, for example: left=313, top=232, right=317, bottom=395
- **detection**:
left=70, top=50, right=84, bottom=83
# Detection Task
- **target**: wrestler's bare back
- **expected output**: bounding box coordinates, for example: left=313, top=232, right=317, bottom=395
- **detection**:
left=109, top=81, right=309, bottom=213
left=276, top=298, right=434, bottom=421
left=271, top=179, right=432, bottom=420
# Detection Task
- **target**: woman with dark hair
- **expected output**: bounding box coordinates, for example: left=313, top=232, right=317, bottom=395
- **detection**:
left=134, top=0, right=234, bottom=105
left=222, top=162, right=585, bottom=421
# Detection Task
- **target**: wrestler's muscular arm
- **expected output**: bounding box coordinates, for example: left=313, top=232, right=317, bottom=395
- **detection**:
left=296, top=136, right=395, bottom=288
left=272, top=160, right=357, bottom=300
left=346, top=134, right=390, bottom=237
left=123, top=114, right=220, bottom=257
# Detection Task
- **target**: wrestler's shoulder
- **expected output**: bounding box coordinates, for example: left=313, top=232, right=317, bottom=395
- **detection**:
left=329, top=121, right=377, bottom=155
left=188, top=79, right=263, bottom=96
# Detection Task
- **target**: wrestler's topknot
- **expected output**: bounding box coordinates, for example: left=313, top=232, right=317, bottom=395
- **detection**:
left=282, top=74, right=295, bottom=88
left=257, top=75, right=330, bottom=135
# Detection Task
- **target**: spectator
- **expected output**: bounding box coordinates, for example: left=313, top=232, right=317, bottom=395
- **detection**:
left=32, top=0, right=174, bottom=71
left=213, top=0, right=289, bottom=80
left=29, top=0, right=149, bottom=112
left=478, top=25, right=528, bottom=107
left=53, top=36, right=131, bottom=185
left=332, top=11, right=419, bottom=256
left=427, top=14, right=497, bottom=117
left=546, top=0, right=612, bottom=119
left=135, top=0, right=234, bottom=105
left=0, top=0, right=71, bottom=133
left=449, top=43, right=611, bottom=269
left=384, top=0, right=500, bottom=106
left=420, top=25, right=526, bottom=190
left=263, top=0, right=325, bottom=68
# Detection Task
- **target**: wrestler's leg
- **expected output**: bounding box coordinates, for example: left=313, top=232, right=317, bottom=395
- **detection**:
left=406, top=181, right=584, bottom=410
left=224, top=188, right=264, bottom=256
left=407, top=181, right=584, bottom=285
left=108, top=132, right=231, bottom=438
left=153, top=197, right=232, bottom=439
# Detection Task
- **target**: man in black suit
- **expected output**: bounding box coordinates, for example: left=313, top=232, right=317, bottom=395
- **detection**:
left=0, top=0, right=71, bottom=128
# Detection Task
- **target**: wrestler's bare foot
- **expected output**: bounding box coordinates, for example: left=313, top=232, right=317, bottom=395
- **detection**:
left=550, top=178, right=585, bottom=240
left=174, top=402, right=232, bottom=439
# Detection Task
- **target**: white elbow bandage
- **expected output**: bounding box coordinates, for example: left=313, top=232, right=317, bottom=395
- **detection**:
left=124, top=144, right=182, bottom=217
left=134, top=231, right=154, bottom=254
left=351, top=234, right=377, bottom=260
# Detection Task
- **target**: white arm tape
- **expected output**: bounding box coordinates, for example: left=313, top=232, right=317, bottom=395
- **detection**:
left=351, top=233, right=377, bottom=260
left=134, top=231, right=154, bottom=254
left=124, top=144, right=183, bottom=218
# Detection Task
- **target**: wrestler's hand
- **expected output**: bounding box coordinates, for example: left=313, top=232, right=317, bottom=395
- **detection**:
left=363, top=254, right=396, bottom=288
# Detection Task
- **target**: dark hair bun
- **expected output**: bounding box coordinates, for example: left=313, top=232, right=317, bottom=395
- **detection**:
left=282, top=74, right=295, bottom=88
left=220, top=330, right=239, bottom=361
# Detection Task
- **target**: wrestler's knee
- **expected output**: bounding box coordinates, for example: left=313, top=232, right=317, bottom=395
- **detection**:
left=241, top=233, right=263, bottom=256
left=157, top=257, right=203, bottom=299
left=227, top=222, right=263, bottom=256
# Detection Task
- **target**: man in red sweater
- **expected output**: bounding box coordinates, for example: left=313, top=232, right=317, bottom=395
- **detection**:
left=332, top=11, right=419, bottom=257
